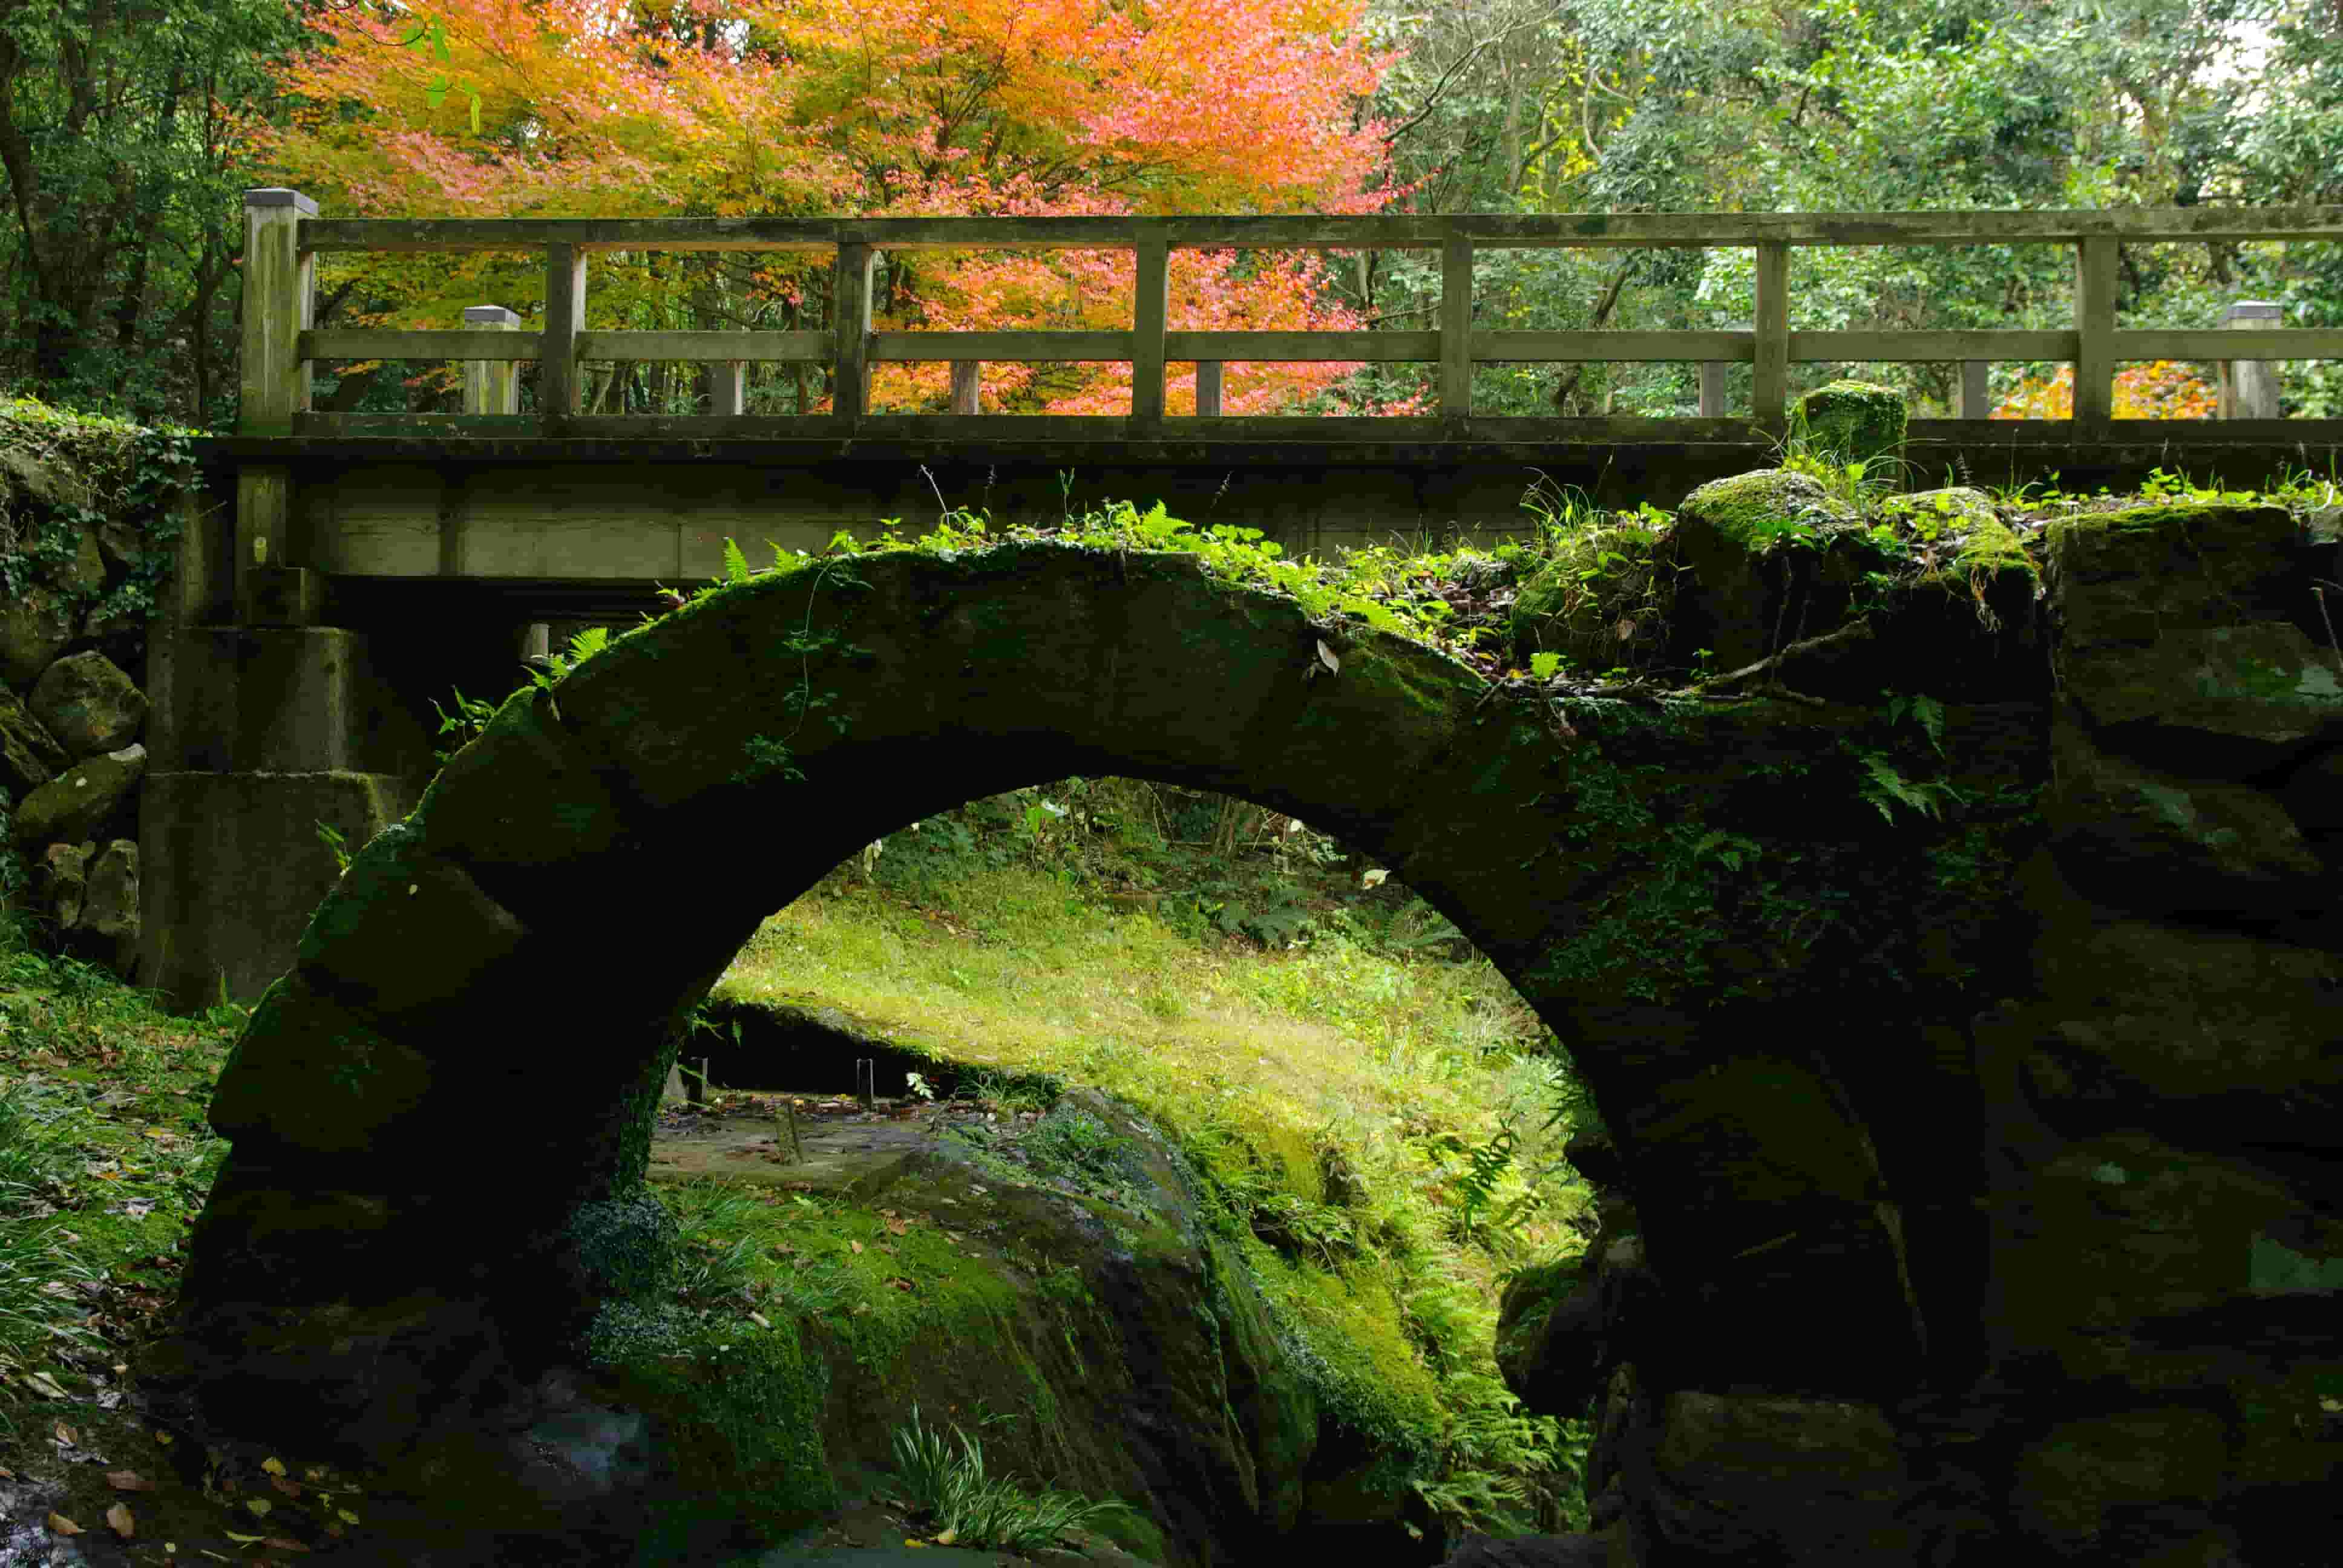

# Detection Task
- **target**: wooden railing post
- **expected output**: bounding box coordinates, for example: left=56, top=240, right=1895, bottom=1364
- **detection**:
left=1752, top=241, right=1789, bottom=437
left=235, top=189, right=313, bottom=624
left=1699, top=324, right=1743, bottom=416
left=1440, top=237, right=1473, bottom=430
left=831, top=242, right=877, bottom=419
left=949, top=360, right=980, bottom=415
left=1959, top=361, right=1992, bottom=420
left=238, top=189, right=315, bottom=438
left=1132, top=238, right=1170, bottom=430
left=462, top=305, right=522, bottom=414
left=712, top=360, right=747, bottom=416
left=2073, top=236, right=2118, bottom=437
left=2217, top=299, right=2283, bottom=419
left=1195, top=361, right=1224, bottom=417
left=540, top=243, right=586, bottom=429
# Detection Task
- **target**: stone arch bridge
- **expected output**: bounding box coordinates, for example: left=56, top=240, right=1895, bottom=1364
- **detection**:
left=142, top=496, right=2343, bottom=1566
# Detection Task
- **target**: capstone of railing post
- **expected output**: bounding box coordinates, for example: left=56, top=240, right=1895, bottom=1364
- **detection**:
left=1440, top=237, right=1473, bottom=432
left=2217, top=300, right=2284, bottom=420
left=712, top=361, right=747, bottom=417
left=1131, top=238, right=1170, bottom=431
left=1752, top=242, right=1789, bottom=437
left=239, top=189, right=315, bottom=437
left=831, top=243, right=877, bottom=419
left=1196, top=361, right=1223, bottom=417
left=462, top=305, right=522, bottom=414
left=949, top=360, right=980, bottom=416
left=1959, top=361, right=1992, bottom=420
left=2073, top=236, right=2119, bottom=437
left=540, top=243, right=586, bottom=430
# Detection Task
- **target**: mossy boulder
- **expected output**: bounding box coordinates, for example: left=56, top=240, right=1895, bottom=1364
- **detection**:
left=0, top=581, right=76, bottom=688
left=28, top=648, right=145, bottom=756
left=1509, top=522, right=1676, bottom=674
left=1668, top=469, right=1885, bottom=670
left=7, top=740, right=143, bottom=849
left=0, top=679, right=69, bottom=796
left=1790, top=379, right=1907, bottom=466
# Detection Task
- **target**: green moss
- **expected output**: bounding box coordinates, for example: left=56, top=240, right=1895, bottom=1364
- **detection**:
left=1509, top=523, right=1674, bottom=671
left=1243, top=1238, right=1444, bottom=1465
left=589, top=1298, right=840, bottom=1552
left=1679, top=469, right=1855, bottom=550
left=1790, top=379, right=1907, bottom=465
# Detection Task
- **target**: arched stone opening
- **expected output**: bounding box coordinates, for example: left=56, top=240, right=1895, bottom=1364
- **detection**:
left=157, top=541, right=1948, bottom=1404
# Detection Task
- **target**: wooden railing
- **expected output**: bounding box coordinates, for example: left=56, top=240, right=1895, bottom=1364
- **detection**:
left=239, top=189, right=2343, bottom=442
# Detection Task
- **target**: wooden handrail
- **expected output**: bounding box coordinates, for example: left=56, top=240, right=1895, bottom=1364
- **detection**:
left=242, top=190, right=2343, bottom=440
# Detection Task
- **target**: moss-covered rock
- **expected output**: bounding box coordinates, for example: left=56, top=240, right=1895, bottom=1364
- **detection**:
left=1508, top=521, right=1676, bottom=673
left=7, top=740, right=142, bottom=849
left=1667, top=469, right=1886, bottom=670
left=1790, top=379, right=1907, bottom=466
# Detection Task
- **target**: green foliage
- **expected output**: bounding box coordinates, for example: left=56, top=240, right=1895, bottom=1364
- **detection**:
left=886, top=1405, right=1139, bottom=1552
left=315, top=821, right=353, bottom=875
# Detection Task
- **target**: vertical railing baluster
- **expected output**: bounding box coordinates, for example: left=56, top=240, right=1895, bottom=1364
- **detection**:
left=1753, top=241, right=1789, bottom=438
left=2217, top=299, right=2282, bottom=419
left=1959, top=361, right=1991, bottom=420
left=1132, top=237, right=1170, bottom=430
left=950, top=360, right=980, bottom=415
left=462, top=305, right=521, bottom=414
left=1440, top=236, right=1473, bottom=430
left=832, top=241, right=877, bottom=419
left=2073, top=235, right=2118, bottom=437
left=712, top=361, right=747, bottom=416
left=1196, top=361, right=1224, bottom=417
left=540, top=243, right=586, bottom=431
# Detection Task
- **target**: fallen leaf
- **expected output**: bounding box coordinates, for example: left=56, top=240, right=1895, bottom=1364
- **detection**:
left=885, top=1218, right=908, bottom=1235
left=747, top=1312, right=772, bottom=1330
left=335, top=1509, right=359, bottom=1525
left=1316, top=639, right=1341, bottom=676
left=47, top=1514, right=83, bottom=1535
left=245, top=1498, right=272, bottom=1517
left=54, top=1421, right=76, bottom=1445
left=106, top=1502, right=134, bottom=1538
left=261, top=1538, right=310, bottom=1552
left=225, top=1531, right=264, bottom=1544
left=261, top=1457, right=286, bottom=1477
left=935, top=1527, right=958, bottom=1546
left=106, top=1469, right=152, bottom=1491
left=849, top=1240, right=863, bottom=1255
left=152, top=1431, right=173, bottom=1446
left=890, top=1278, right=916, bottom=1292
left=269, top=1474, right=300, bottom=1497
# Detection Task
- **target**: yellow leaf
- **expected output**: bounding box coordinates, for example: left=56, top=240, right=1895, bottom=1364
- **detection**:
left=106, top=1501, right=134, bottom=1538
left=47, top=1513, right=83, bottom=1535
left=336, top=1509, right=360, bottom=1524
left=935, top=1527, right=958, bottom=1545
left=262, top=1456, right=287, bottom=1476
left=904, top=1540, right=928, bottom=1549
left=246, top=1498, right=272, bottom=1517
left=849, top=1240, right=864, bottom=1255
left=226, top=1530, right=265, bottom=1543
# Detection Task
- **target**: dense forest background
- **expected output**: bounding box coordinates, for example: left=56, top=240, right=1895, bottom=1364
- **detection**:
left=4, top=0, right=2342, bottom=431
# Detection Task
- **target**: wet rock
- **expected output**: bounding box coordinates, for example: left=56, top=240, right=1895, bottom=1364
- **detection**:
left=30, top=650, right=146, bottom=756
left=8, top=743, right=143, bottom=851
left=0, top=679, right=70, bottom=796
left=70, top=838, right=138, bottom=973
left=0, top=584, right=76, bottom=688
left=38, top=840, right=93, bottom=930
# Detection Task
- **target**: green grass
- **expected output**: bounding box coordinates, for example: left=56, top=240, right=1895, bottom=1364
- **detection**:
left=886, top=1404, right=1140, bottom=1551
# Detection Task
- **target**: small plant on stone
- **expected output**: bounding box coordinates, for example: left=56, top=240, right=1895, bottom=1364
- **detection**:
left=886, top=1405, right=1138, bottom=1552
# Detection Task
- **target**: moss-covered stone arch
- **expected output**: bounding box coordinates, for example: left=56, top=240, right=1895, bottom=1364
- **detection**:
left=156, top=538, right=1970, bottom=1491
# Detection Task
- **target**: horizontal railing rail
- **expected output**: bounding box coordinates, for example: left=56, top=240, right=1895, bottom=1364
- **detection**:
left=239, top=189, right=2343, bottom=440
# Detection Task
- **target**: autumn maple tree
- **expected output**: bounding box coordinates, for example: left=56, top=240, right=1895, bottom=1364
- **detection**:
left=245, top=0, right=1414, bottom=414
left=1992, top=360, right=2220, bottom=420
